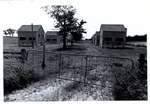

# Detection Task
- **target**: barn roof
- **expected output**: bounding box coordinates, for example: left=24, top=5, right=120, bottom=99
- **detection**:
left=46, top=31, right=59, bottom=36
left=101, top=24, right=127, bottom=32
left=46, top=31, right=58, bottom=34
left=18, top=25, right=43, bottom=32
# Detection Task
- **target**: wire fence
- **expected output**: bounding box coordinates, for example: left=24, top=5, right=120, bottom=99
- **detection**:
left=27, top=50, right=134, bottom=86
left=4, top=49, right=147, bottom=100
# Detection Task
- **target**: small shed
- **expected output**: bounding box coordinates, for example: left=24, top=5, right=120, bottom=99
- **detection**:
left=91, top=31, right=100, bottom=46
left=45, top=31, right=62, bottom=44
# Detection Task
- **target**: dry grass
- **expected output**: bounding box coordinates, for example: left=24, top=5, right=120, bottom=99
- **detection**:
left=111, top=61, right=147, bottom=100
left=3, top=51, right=47, bottom=94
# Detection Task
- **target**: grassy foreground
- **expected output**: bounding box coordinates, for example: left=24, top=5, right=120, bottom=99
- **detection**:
left=4, top=41, right=147, bottom=100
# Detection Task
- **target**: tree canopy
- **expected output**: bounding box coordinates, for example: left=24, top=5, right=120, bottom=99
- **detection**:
left=3, top=28, right=16, bottom=37
left=42, top=5, right=86, bottom=49
left=126, top=34, right=147, bottom=42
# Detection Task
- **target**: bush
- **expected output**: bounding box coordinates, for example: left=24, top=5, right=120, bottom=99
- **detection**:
left=4, top=66, right=42, bottom=95
left=112, top=60, right=147, bottom=100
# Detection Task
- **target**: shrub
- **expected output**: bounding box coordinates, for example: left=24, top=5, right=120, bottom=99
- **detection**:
left=4, top=65, right=42, bottom=95
left=112, top=60, right=147, bottom=100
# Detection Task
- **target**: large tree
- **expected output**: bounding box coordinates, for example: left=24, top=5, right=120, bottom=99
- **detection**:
left=42, top=5, right=86, bottom=49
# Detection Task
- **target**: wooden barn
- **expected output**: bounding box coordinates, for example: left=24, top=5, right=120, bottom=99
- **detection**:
left=99, top=24, right=127, bottom=48
left=45, top=31, right=62, bottom=44
left=91, top=31, right=100, bottom=46
left=17, top=25, right=45, bottom=47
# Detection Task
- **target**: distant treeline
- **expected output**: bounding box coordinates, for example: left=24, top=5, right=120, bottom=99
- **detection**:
left=126, top=34, right=147, bottom=42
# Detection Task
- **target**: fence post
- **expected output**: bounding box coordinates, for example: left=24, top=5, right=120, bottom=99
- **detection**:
left=130, top=59, right=134, bottom=70
left=58, top=53, right=62, bottom=79
left=41, top=43, right=46, bottom=70
left=84, top=55, right=88, bottom=84
left=20, top=48, right=27, bottom=64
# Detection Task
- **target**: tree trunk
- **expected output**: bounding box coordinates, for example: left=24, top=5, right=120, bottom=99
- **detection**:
left=71, top=40, right=74, bottom=46
left=63, top=35, right=67, bottom=49
left=41, top=42, right=46, bottom=69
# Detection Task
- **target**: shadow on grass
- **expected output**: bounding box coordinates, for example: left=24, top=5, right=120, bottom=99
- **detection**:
left=52, top=45, right=87, bottom=52
left=64, top=81, right=81, bottom=92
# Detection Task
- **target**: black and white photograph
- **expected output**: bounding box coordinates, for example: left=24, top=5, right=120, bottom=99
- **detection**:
left=1, top=0, right=149, bottom=102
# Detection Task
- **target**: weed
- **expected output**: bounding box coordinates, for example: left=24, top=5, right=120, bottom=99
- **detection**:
left=112, top=60, right=147, bottom=100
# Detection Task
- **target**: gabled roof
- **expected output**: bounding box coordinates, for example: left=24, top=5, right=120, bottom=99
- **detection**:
left=46, top=31, right=59, bottom=36
left=18, top=25, right=43, bottom=32
left=100, top=24, right=127, bottom=32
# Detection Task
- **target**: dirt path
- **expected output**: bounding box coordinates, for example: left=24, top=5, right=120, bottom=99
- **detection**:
left=4, top=77, right=113, bottom=101
left=4, top=78, right=71, bottom=101
left=85, top=43, right=102, bottom=55
left=4, top=42, right=114, bottom=101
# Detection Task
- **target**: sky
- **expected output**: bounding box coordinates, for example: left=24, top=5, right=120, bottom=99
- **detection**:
left=0, top=0, right=149, bottom=39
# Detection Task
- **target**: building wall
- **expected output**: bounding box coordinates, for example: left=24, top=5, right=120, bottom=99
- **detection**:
left=94, top=34, right=96, bottom=45
left=96, top=31, right=100, bottom=46
left=92, top=35, right=94, bottom=44
left=45, top=32, right=62, bottom=44
left=92, top=36, right=94, bottom=44
left=57, top=35, right=63, bottom=43
left=99, top=29, right=103, bottom=48
left=18, top=30, right=44, bottom=47
left=91, top=32, right=100, bottom=46
left=46, top=35, right=57, bottom=44
left=102, top=31, right=126, bottom=48
left=37, top=28, right=44, bottom=45
left=18, top=31, right=36, bottom=47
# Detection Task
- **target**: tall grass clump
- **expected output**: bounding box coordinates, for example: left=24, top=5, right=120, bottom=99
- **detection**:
left=112, top=56, right=147, bottom=100
left=4, top=64, right=43, bottom=95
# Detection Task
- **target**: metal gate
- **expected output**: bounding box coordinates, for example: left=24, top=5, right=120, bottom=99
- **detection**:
left=58, top=53, right=134, bottom=86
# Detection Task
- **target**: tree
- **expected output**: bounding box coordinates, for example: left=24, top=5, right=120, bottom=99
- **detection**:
left=71, top=19, right=86, bottom=43
left=3, top=30, right=8, bottom=36
left=7, top=28, right=15, bottom=37
left=42, top=5, right=86, bottom=49
left=3, top=28, right=16, bottom=37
